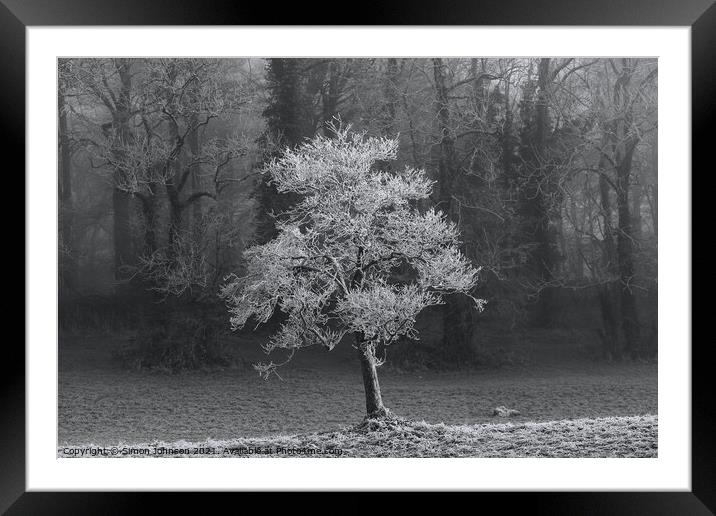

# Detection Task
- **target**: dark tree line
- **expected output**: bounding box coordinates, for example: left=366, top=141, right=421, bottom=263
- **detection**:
left=58, top=57, right=658, bottom=368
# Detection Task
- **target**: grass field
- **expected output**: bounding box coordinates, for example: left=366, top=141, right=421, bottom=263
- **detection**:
left=58, top=333, right=657, bottom=457
left=58, top=415, right=657, bottom=458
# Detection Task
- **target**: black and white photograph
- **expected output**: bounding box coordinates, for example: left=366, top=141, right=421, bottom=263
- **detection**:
left=55, top=56, right=660, bottom=459
left=1, top=0, right=708, bottom=504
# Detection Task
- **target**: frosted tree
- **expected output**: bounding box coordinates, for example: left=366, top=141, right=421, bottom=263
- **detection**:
left=221, top=126, right=484, bottom=418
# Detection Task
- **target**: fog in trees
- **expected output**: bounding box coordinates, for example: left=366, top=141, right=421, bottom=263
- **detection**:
left=58, top=57, right=658, bottom=421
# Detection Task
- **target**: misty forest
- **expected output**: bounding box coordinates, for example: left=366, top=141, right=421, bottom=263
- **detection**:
left=58, top=57, right=658, bottom=458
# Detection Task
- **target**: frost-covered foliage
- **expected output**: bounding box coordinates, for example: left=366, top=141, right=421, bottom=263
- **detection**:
left=221, top=126, right=483, bottom=376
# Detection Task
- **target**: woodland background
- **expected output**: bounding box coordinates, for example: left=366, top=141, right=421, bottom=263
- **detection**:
left=56, top=57, right=659, bottom=451
left=58, top=57, right=657, bottom=370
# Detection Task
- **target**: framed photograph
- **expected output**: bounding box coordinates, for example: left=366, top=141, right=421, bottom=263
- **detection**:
left=7, top=0, right=709, bottom=512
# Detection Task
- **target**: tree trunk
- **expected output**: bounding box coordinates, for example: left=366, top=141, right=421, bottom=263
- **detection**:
left=467, top=58, right=489, bottom=187
left=167, top=188, right=182, bottom=256
left=598, top=284, right=621, bottom=361
left=532, top=58, right=558, bottom=327
left=355, top=334, right=387, bottom=417
left=58, top=88, right=75, bottom=292
left=188, top=103, right=203, bottom=238
left=112, top=187, right=135, bottom=277
left=166, top=109, right=183, bottom=256
left=381, top=58, right=399, bottom=137
left=518, top=58, right=559, bottom=327
left=111, top=59, right=137, bottom=285
left=610, top=59, right=642, bottom=359
left=616, top=144, right=641, bottom=359
left=598, top=156, right=622, bottom=360
left=501, top=131, right=514, bottom=189
left=500, top=70, right=516, bottom=191
left=138, top=189, right=157, bottom=254
left=649, top=137, right=658, bottom=234
left=321, top=59, right=342, bottom=134
left=569, top=197, right=584, bottom=280
left=433, top=58, right=475, bottom=360
left=631, top=169, right=643, bottom=245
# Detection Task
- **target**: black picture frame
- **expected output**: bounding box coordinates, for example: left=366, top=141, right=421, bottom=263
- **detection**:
left=5, top=0, right=709, bottom=513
